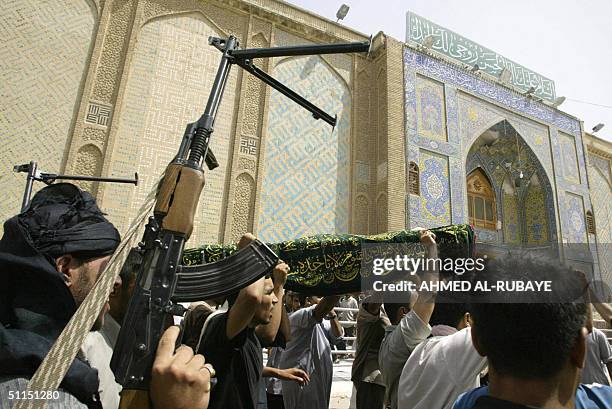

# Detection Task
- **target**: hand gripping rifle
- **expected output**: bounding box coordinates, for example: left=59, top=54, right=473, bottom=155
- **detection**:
left=110, top=35, right=370, bottom=407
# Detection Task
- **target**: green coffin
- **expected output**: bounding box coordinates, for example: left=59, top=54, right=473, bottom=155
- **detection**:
left=183, top=224, right=475, bottom=295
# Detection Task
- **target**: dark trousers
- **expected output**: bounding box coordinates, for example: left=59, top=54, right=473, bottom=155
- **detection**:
left=266, top=393, right=285, bottom=409
left=337, top=326, right=355, bottom=354
left=356, top=381, right=385, bottom=409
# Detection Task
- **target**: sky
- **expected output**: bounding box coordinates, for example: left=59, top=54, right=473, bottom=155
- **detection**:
left=285, top=0, right=612, bottom=142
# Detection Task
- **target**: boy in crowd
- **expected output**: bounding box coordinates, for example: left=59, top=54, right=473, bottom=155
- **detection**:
left=453, top=254, right=612, bottom=408
left=264, top=292, right=310, bottom=409
left=198, top=233, right=290, bottom=409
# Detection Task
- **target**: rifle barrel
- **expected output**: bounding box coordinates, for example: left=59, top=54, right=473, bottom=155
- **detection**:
left=230, top=40, right=370, bottom=60
left=38, top=173, right=139, bottom=185
left=236, top=59, right=336, bottom=126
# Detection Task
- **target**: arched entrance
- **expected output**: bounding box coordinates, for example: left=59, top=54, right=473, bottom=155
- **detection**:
left=465, top=120, right=557, bottom=253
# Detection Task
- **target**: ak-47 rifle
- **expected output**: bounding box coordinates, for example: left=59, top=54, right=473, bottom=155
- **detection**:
left=110, top=35, right=370, bottom=407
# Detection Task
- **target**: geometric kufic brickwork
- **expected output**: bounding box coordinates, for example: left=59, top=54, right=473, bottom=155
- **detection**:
left=353, top=195, right=369, bottom=234
left=239, top=136, right=258, bottom=156
left=589, top=154, right=611, bottom=185
left=102, top=13, right=238, bottom=245
left=377, top=194, right=388, bottom=233
left=85, top=101, right=112, bottom=127
left=0, top=0, right=96, bottom=224
left=257, top=55, right=351, bottom=242
left=73, top=144, right=103, bottom=195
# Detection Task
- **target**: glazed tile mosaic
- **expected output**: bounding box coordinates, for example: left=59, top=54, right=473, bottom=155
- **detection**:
left=257, top=55, right=351, bottom=242
left=419, top=150, right=451, bottom=228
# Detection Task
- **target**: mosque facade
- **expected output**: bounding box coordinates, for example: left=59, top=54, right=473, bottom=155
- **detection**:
left=1, top=0, right=610, bottom=287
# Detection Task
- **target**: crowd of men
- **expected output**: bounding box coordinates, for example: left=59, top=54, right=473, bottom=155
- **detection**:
left=0, top=183, right=611, bottom=409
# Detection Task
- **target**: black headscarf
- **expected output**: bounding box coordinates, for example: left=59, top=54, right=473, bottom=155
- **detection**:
left=0, top=183, right=120, bottom=406
left=18, top=183, right=120, bottom=260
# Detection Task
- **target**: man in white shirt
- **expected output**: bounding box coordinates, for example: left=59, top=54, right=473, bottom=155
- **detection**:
left=279, top=295, right=343, bottom=409
left=338, top=294, right=358, bottom=354
left=397, top=299, right=487, bottom=409
left=378, top=300, right=429, bottom=409
left=581, top=326, right=612, bottom=385
left=378, top=230, right=438, bottom=409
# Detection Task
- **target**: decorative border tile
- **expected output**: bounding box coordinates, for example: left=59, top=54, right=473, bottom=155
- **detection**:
left=404, top=48, right=580, bottom=136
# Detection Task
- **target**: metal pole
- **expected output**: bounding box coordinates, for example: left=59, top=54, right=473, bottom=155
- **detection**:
left=20, top=161, right=37, bottom=212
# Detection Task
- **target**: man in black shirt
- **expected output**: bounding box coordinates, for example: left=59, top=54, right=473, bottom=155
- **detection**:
left=200, top=233, right=289, bottom=409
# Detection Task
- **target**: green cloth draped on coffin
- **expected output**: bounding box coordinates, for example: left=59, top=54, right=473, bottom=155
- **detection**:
left=182, top=224, right=475, bottom=295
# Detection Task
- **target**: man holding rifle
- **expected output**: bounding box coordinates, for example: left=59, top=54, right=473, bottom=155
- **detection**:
left=0, top=184, right=212, bottom=409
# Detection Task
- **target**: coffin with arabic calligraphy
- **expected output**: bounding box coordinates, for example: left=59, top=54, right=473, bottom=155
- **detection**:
left=182, top=224, right=475, bottom=295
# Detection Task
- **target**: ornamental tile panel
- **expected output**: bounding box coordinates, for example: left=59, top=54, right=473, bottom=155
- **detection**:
left=416, top=75, right=447, bottom=141
left=559, top=132, right=581, bottom=184
left=419, top=150, right=451, bottom=228
left=564, top=192, right=587, bottom=244
left=502, top=192, right=520, bottom=244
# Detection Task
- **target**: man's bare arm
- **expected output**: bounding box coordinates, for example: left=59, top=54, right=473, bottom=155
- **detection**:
left=314, top=295, right=341, bottom=322
left=593, top=303, right=612, bottom=327
left=328, top=308, right=344, bottom=338
left=262, top=367, right=310, bottom=386
left=278, top=294, right=292, bottom=341
left=412, top=230, right=439, bottom=325
left=364, top=302, right=382, bottom=315
left=256, top=262, right=289, bottom=343
left=226, top=233, right=264, bottom=340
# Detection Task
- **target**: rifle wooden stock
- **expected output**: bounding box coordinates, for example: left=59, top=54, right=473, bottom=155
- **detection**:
left=119, top=389, right=150, bottom=409
left=155, top=163, right=205, bottom=238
